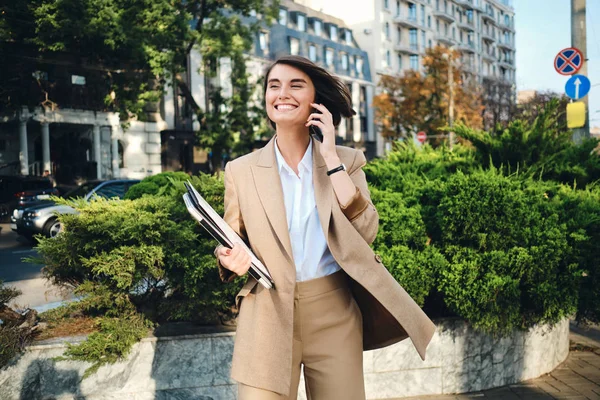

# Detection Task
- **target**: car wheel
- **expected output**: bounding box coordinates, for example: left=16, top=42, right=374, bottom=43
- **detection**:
left=43, top=218, right=62, bottom=238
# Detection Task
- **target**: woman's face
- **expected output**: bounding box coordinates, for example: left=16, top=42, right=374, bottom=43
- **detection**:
left=265, top=64, right=316, bottom=130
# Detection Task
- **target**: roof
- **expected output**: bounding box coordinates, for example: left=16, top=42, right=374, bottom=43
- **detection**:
left=280, top=0, right=349, bottom=29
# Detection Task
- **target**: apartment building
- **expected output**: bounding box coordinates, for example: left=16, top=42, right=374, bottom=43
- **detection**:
left=296, top=0, right=516, bottom=153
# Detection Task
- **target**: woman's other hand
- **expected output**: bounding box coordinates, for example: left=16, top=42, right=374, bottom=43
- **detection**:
left=217, top=243, right=252, bottom=277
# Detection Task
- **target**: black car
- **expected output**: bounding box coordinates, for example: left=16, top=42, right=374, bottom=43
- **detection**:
left=0, top=175, right=55, bottom=222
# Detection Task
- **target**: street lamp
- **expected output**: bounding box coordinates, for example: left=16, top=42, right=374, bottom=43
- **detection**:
left=442, top=50, right=455, bottom=150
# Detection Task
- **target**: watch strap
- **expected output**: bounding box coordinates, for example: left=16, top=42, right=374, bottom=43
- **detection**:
left=326, top=164, right=346, bottom=176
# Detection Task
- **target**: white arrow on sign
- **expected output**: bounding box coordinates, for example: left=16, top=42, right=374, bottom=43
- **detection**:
left=575, top=77, right=581, bottom=99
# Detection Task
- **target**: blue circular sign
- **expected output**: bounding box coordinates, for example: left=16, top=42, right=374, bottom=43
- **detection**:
left=565, top=74, right=591, bottom=100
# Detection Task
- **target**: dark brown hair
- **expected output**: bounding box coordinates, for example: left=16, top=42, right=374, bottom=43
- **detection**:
left=263, top=55, right=356, bottom=129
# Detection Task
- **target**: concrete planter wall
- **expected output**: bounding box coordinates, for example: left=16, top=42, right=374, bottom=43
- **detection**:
left=0, top=318, right=569, bottom=400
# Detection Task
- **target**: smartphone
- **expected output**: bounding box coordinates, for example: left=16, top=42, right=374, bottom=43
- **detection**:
left=309, top=100, right=324, bottom=143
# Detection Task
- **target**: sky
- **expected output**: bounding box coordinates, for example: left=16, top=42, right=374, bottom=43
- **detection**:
left=515, top=0, right=600, bottom=128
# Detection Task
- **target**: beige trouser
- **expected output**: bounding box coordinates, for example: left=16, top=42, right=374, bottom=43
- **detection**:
left=238, top=270, right=365, bottom=400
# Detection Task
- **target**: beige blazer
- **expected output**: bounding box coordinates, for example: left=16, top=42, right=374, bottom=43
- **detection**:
left=217, top=137, right=436, bottom=396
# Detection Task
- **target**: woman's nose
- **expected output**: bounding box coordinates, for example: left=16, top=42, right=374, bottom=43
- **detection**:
left=278, top=86, right=290, bottom=99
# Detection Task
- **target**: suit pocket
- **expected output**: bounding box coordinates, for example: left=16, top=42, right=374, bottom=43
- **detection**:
left=235, top=278, right=258, bottom=309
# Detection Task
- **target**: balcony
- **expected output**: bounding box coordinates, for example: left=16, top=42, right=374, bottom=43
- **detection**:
left=482, top=31, right=496, bottom=42
left=482, top=10, right=497, bottom=24
left=432, top=10, right=456, bottom=23
left=497, top=40, right=514, bottom=50
left=501, top=20, right=515, bottom=32
left=394, top=15, right=420, bottom=29
left=462, top=63, right=478, bottom=74
left=499, top=58, right=515, bottom=69
left=457, top=19, right=475, bottom=31
left=457, top=41, right=476, bottom=53
left=435, top=34, right=457, bottom=46
left=456, top=0, right=485, bottom=12
left=395, top=42, right=420, bottom=55
left=482, top=51, right=496, bottom=62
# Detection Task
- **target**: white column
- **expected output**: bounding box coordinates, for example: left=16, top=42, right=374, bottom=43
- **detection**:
left=19, top=119, right=29, bottom=175
left=352, top=82, right=361, bottom=143
left=338, top=117, right=347, bottom=140
left=111, top=138, right=120, bottom=178
left=93, top=124, right=102, bottom=179
left=41, top=121, right=51, bottom=173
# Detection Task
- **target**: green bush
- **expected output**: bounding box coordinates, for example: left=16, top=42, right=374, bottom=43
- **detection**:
left=34, top=173, right=243, bottom=375
left=124, top=171, right=192, bottom=200
left=0, top=281, right=31, bottom=370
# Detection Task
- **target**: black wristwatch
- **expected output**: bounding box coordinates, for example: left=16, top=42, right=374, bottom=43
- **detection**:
left=326, top=163, right=346, bottom=176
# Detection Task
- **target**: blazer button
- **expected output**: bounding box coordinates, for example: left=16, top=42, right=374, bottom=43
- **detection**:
left=374, top=254, right=383, bottom=263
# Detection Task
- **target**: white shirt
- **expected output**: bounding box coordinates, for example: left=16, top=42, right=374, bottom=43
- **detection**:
left=274, top=138, right=341, bottom=282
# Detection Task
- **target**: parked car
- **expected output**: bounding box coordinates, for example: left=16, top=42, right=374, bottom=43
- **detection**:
left=11, top=179, right=140, bottom=240
left=0, top=175, right=55, bottom=222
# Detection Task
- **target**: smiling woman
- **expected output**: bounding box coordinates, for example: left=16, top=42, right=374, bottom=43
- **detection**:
left=214, top=55, right=436, bottom=400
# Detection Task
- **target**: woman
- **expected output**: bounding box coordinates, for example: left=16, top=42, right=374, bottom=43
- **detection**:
left=215, top=55, right=435, bottom=400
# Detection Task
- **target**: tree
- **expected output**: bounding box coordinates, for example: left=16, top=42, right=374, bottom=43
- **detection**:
left=0, top=0, right=277, bottom=169
left=373, top=46, right=483, bottom=144
left=481, top=77, right=517, bottom=130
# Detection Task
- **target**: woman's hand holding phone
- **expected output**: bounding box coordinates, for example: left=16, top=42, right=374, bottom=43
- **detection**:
left=306, top=103, right=338, bottom=162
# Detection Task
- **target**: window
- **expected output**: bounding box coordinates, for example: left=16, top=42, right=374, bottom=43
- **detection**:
left=330, top=25, right=338, bottom=41
left=421, top=30, right=426, bottom=51
left=385, top=22, right=390, bottom=40
left=118, top=140, right=125, bottom=168
left=325, top=47, right=334, bottom=66
left=278, top=8, right=287, bottom=25
left=408, top=3, right=416, bottom=20
left=504, top=31, right=510, bottom=45
left=259, top=31, right=269, bottom=55
left=289, top=37, right=300, bottom=55
left=428, top=39, right=432, bottom=48
left=421, top=5, right=425, bottom=25
left=297, top=14, right=306, bottom=31
left=384, top=0, right=389, bottom=9
left=428, top=15, right=431, bottom=28
left=94, top=183, right=126, bottom=199
left=436, top=0, right=440, bottom=10
left=436, top=19, right=440, bottom=32
left=504, top=14, right=510, bottom=26
left=444, top=22, right=448, bottom=35
left=341, top=53, right=349, bottom=70
left=397, top=27, right=402, bottom=43
left=356, top=57, right=364, bottom=76
left=410, top=54, right=419, bottom=70
left=396, top=0, right=401, bottom=17
left=409, top=28, right=418, bottom=50
left=397, top=54, right=403, bottom=70
left=386, top=50, right=391, bottom=68
left=345, top=30, right=352, bottom=43
left=452, top=27, right=456, bottom=39
left=314, top=20, right=322, bottom=36
left=309, top=44, right=317, bottom=61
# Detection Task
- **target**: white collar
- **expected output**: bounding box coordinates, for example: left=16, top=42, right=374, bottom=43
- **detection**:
left=274, top=137, right=313, bottom=176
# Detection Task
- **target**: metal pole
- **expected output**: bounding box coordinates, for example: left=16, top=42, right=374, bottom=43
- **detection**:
left=448, top=56, right=455, bottom=150
left=571, top=0, right=589, bottom=142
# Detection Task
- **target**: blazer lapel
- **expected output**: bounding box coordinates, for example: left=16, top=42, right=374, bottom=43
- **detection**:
left=312, top=139, right=333, bottom=241
left=251, top=137, right=295, bottom=265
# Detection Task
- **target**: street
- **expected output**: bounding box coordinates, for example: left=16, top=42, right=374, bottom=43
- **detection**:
left=0, top=223, right=73, bottom=310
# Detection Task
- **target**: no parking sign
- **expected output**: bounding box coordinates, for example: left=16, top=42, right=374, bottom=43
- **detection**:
left=554, top=47, right=584, bottom=76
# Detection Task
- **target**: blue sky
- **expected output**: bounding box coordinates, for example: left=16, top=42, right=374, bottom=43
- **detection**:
left=515, top=0, right=600, bottom=128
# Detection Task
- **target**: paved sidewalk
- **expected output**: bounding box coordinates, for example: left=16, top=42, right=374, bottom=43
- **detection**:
left=396, top=323, right=600, bottom=400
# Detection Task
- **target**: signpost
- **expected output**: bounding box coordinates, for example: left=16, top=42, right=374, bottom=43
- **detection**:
left=554, top=47, right=584, bottom=75
left=417, top=131, right=427, bottom=143
left=565, top=74, right=591, bottom=100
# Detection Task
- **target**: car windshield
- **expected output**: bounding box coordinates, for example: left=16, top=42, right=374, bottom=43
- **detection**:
left=63, top=182, right=99, bottom=199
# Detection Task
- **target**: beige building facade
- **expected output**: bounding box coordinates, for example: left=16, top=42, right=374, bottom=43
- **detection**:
left=295, top=0, right=516, bottom=154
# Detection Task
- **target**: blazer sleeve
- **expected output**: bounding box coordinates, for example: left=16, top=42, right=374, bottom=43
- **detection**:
left=214, top=161, right=247, bottom=283
left=339, top=150, right=379, bottom=245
